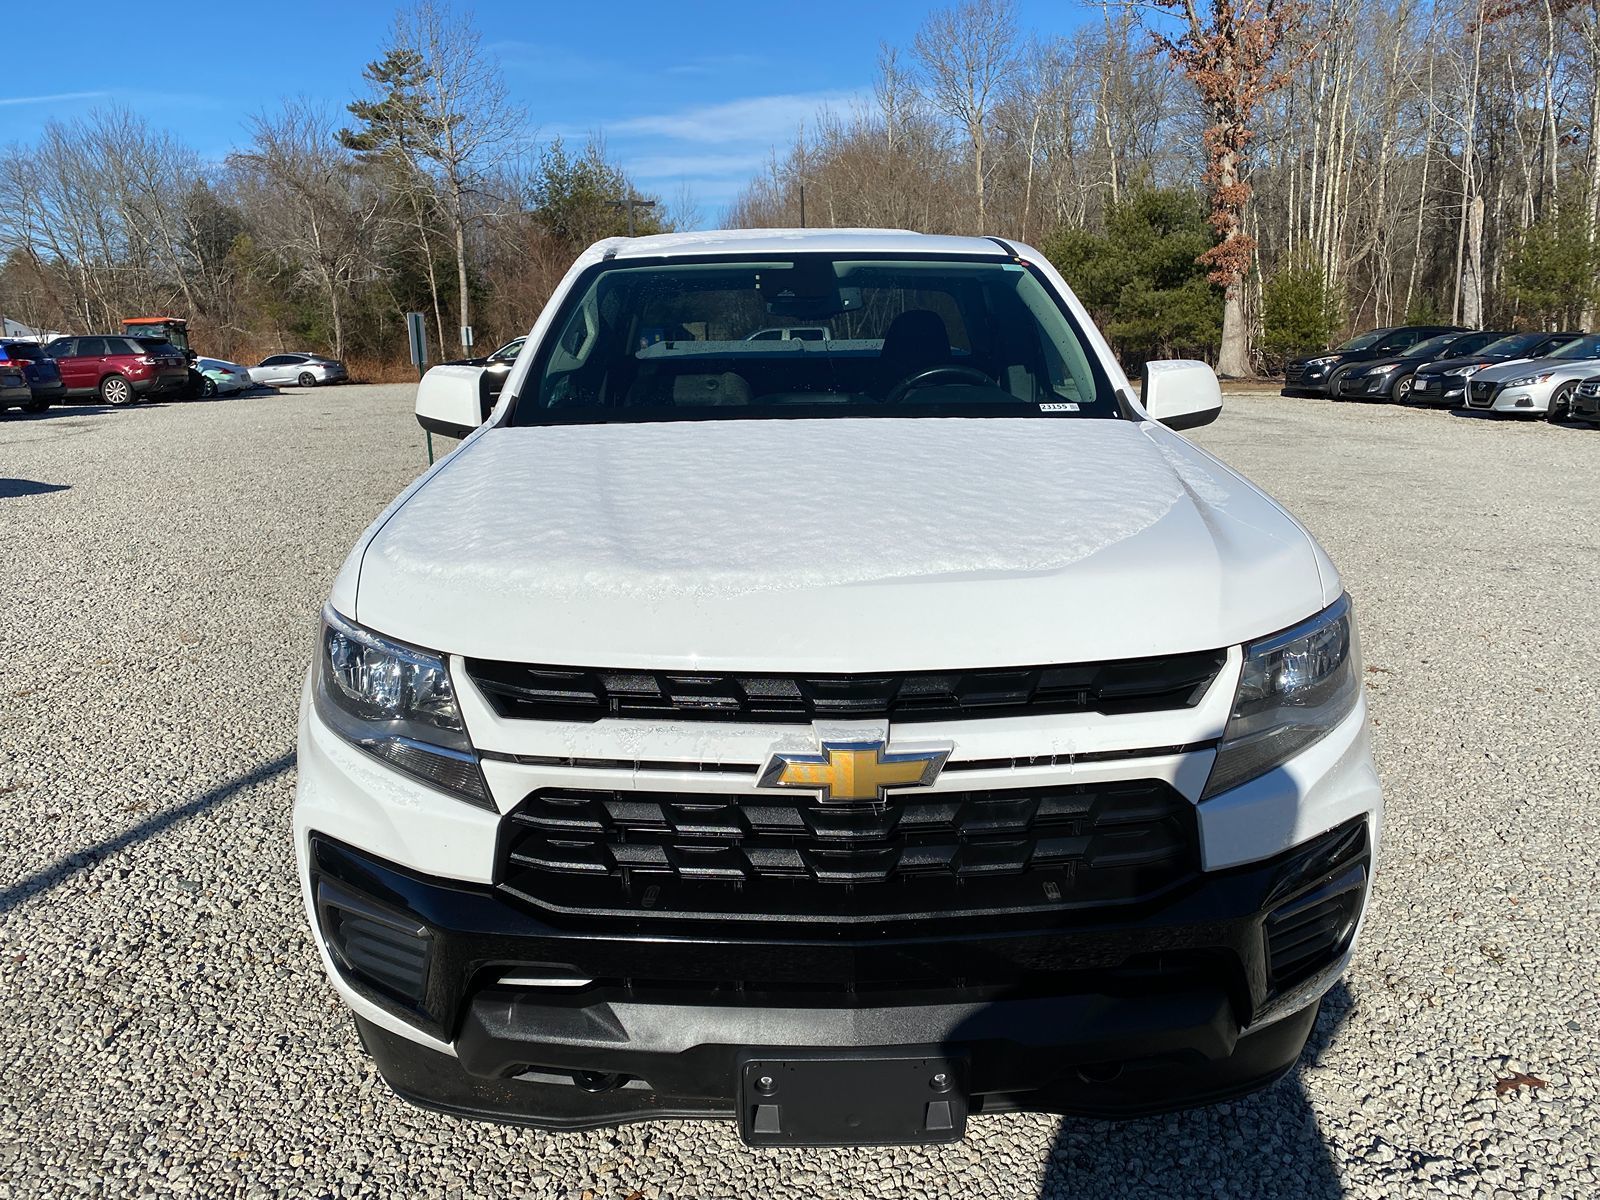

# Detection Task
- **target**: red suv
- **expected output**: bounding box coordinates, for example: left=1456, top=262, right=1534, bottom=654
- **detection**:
left=43, top=335, right=189, bottom=406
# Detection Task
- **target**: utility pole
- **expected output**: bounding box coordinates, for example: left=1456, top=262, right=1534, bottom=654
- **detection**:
left=610, top=195, right=658, bottom=236
left=799, top=183, right=806, bottom=229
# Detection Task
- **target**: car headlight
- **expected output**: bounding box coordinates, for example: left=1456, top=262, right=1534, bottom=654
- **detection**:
left=1305, top=356, right=1340, bottom=367
left=312, top=605, right=492, bottom=808
left=1504, top=373, right=1553, bottom=387
left=1202, top=595, right=1361, bottom=799
left=1444, top=364, right=1481, bottom=377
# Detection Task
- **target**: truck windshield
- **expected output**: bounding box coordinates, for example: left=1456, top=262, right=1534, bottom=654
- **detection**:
left=512, top=254, right=1119, bottom=424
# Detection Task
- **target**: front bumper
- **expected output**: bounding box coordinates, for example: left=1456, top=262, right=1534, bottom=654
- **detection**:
left=1465, top=381, right=1549, bottom=413
left=1410, top=375, right=1466, bottom=405
left=1570, top=389, right=1600, bottom=423
left=309, top=816, right=1369, bottom=1133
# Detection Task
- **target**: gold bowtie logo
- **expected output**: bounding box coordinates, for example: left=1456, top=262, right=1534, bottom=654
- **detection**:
left=759, top=739, right=951, bottom=803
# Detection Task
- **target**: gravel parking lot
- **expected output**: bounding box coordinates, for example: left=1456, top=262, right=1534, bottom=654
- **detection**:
left=1, top=385, right=1596, bottom=1199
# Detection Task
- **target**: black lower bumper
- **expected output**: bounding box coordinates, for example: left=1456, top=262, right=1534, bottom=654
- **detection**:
left=311, top=820, right=1367, bottom=1139
left=1279, top=385, right=1329, bottom=398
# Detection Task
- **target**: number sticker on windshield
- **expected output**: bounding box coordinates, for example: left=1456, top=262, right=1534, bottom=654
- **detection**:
left=1040, top=402, right=1080, bottom=412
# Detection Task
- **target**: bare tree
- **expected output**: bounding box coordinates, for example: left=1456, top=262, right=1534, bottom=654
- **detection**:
left=388, top=0, right=524, bottom=355
left=913, top=0, right=1020, bottom=229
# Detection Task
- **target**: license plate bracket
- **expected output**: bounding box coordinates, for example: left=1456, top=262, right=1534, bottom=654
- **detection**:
left=737, top=1049, right=966, bottom=1146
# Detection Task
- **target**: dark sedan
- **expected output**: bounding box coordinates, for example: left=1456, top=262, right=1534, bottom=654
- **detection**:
left=1409, top=331, right=1584, bottom=408
left=1570, top=374, right=1600, bottom=425
left=1281, top=325, right=1468, bottom=398
left=1332, top=330, right=1504, bottom=403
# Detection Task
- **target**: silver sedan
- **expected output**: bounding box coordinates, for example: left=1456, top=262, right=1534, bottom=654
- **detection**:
left=249, top=352, right=349, bottom=388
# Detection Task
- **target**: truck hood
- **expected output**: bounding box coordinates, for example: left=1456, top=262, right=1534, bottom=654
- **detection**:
left=352, top=419, right=1333, bottom=671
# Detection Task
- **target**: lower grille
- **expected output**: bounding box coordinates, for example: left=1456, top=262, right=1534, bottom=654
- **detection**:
left=1263, top=865, right=1364, bottom=991
left=318, top=882, right=433, bottom=1006
left=496, top=780, right=1199, bottom=921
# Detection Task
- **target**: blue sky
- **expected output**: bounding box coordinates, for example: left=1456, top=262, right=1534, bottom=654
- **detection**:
left=0, top=0, right=1092, bottom=223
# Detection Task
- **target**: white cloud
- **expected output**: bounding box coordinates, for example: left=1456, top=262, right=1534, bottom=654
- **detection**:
left=0, top=91, right=108, bottom=107
left=627, top=151, right=772, bottom=179
left=608, top=90, right=863, bottom=145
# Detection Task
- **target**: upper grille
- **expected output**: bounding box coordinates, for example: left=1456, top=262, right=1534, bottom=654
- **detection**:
left=1468, top=381, right=1497, bottom=407
left=495, top=779, right=1199, bottom=920
left=464, top=650, right=1226, bottom=725
left=1284, top=363, right=1308, bottom=383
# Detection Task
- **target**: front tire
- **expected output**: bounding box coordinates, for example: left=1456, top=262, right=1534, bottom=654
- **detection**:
left=298, top=371, right=317, bottom=388
left=201, top=376, right=218, bottom=399
left=1547, top=383, right=1574, bottom=423
left=1392, top=374, right=1414, bottom=405
left=22, top=399, right=49, bottom=414
left=99, top=375, right=133, bottom=406
left=1327, top=367, right=1351, bottom=401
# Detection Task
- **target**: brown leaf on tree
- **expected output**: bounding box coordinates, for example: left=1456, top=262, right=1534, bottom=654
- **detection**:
left=1495, top=1072, right=1547, bottom=1096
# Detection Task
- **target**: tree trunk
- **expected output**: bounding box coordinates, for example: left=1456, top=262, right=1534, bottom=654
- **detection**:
left=1218, top=282, right=1250, bottom=378
left=452, top=184, right=470, bottom=354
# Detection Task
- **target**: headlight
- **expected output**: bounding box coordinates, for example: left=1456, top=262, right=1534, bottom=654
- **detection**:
left=312, top=605, right=492, bottom=807
left=1504, top=373, right=1553, bottom=387
left=1305, top=356, right=1340, bottom=367
left=1202, top=595, right=1361, bottom=799
left=1444, top=364, right=1482, bottom=377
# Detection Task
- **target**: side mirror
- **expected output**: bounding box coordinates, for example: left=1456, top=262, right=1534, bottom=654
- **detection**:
left=415, top=364, right=486, bottom=439
left=1141, top=359, right=1222, bottom=431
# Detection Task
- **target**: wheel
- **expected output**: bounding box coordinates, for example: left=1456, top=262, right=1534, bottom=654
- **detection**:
left=1546, top=383, right=1574, bottom=423
left=297, top=371, right=317, bottom=388
left=1389, top=373, right=1414, bottom=405
left=201, top=376, right=218, bottom=399
left=99, top=374, right=133, bottom=406
left=1326, top=367, right=1351, bottom=401
left=22, top=399, right=48, bottom=413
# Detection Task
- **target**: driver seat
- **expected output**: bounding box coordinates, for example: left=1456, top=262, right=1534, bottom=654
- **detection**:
left=876, top=309, right=952, bottom=396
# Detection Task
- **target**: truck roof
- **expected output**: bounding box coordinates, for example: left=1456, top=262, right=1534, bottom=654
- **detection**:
left=595, top=228, right=1014, bottom=262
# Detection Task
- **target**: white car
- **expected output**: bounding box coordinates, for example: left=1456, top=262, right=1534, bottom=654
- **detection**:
left=1462, top=333, right=1600, bottom=420
left=296, top=228, right=1382, bottom=1146
left=248, top=352, right=348, bottom=388
left=195, top=357, right=254, bottom=397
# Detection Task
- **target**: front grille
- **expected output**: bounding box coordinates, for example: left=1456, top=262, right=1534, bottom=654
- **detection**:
left=495, top=780, right=1199, bottom=920
left=1468, top=381, right=1497, bottom=408
left=1576, top=380, right=1600, bottom=399
left=1284, top=363, right=1307, bottom=384
left=464, top=650, right=1226, bottom=725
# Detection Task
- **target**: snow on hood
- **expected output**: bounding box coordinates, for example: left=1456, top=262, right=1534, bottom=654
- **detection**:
left=355, top=418, right=1328, bottom=671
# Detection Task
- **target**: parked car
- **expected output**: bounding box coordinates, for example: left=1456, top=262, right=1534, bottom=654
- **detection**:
left=1461, top=333, right=1600, bottom=420
left=0, top=354, right=32, bottom=413
left=1332, top=329, right=1504, bottom=403
left=1409, top=331, right=1584, bottom=408
left=0, top=339, right=65, bottom=411
left=249, top=353, right=348, bottom=388
left=1569, top=374, right=1600, bottom=425
left=302, top=229, right=1383, bottom=1146
left=195, top=356, right=255, bottom=397
left=444, top=337, right=524, bottom=419
left=42, top=335, right=188, bottom=405
left=1281, top=325, right=1468, bottom=398
left=746, top=325, right=831, bottom=342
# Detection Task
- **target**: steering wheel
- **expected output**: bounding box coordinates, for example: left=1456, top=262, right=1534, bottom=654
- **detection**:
left=885, top=363, right=997, bottom=403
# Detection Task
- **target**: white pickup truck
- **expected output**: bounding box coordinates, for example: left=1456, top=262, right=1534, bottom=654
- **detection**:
left=295, top=228, right=1381, bottom=1146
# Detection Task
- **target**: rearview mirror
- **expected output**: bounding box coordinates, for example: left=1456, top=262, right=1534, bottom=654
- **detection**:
left=415, top=364, right=486, bottom=439
left=1141, top=360, right=1222, bottom=431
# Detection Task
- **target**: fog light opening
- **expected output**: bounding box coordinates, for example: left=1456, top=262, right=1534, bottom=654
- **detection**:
left=573, top=1071, right=623, bottom=1093
left=1075, top=1061, right=1125, bottom=1084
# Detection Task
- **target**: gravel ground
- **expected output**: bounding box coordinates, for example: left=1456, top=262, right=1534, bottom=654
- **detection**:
left=0, top=385, right=1595, bottom=1199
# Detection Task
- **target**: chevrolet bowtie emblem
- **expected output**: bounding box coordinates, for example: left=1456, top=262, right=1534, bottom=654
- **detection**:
left=758, top=738, right=952, bottom=804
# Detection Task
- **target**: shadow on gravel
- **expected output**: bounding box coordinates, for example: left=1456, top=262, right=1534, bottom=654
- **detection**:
left=3, top=404, right=112, bottom=420
left=1035, top=983, right=1352, bottom=1199
left=0, top=478, right=70, bottom=498
left=0, top=750, right=295, bottom=915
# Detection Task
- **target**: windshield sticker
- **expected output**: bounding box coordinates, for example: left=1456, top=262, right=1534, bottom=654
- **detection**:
left=1040, top=402, right=1080, bottom=412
